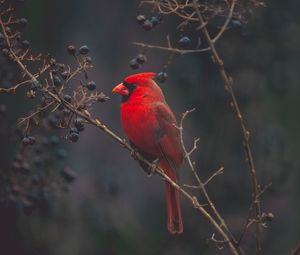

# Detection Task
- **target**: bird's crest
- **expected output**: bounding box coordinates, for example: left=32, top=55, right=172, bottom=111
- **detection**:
left=124, top=72, right=156, bottom=84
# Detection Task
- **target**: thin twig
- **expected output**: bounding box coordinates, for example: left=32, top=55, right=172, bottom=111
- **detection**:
left=133, top=42, right=210, bottom=54
left=178, top=109, right=243, bottom=255
left=0, top=79, right=30, bottom=93
left=204, top=167, right=224, bottom=186
left=238, top=183, right=272, bottom=246
left=191, top=1, right=262, bottom=253
left=17, top=101, right=55, bottom=126
left=212, top=0, right=236, bottom=43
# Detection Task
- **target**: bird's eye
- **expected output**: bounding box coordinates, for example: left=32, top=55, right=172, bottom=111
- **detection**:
left=123, top=81, right=129, bottom=87
left=123, top=81, right=137, bottom=92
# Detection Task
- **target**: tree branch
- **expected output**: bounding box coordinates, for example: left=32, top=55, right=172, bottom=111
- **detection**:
left=191, top=1, right=263, bottom=253
left=133, top=41, right=210, bottom=54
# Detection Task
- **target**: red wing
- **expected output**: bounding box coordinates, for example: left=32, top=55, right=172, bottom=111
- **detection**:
left=152, top=102, right=184, bottom=168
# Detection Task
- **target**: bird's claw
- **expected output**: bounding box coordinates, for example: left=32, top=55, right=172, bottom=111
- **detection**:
left=131, top=149, right=139, bottom=160
left=147, top=158, right=160, bottom=177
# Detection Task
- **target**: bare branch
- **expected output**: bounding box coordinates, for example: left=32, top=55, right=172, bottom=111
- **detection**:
left=178, top=108, right=243, bottom=254
left=191, top=0, right=263, bottom=253
left=212, top=0, right=236, bottom=43
left=204, top=167, right=224, bottom=186
left=17, top=101, right=55, bottom=126
left=133, top=41, right=210, bottom=54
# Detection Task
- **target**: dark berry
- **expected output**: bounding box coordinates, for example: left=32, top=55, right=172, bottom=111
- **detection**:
left=69, top=132, right=79, bottom=142
left=129, top=58, right=140, bottom=70
left=21, top=40, right=30, bottom=50
left=79, top=45, right=89, bottom=55
left=74, top=118, right=85, bottom=132
left=63, top=94, right=72, bottom=103
left=61, top=71, right=69, bottom=80
left=48, top=115, right=59, bottom=129
left=142, top=20, right=153, bottom=31
left=22, top=137, right=31, bottom=145
left=150, top=16, right=159, bottom=26
left=136, top=14, right=146, bottom=25
left=19, top=18, right=28, bottom=28
left=136, top=54, right=147, bottom=64
left=53, top=76, right=62, bottom=87
left=70, top=127, right=79, bottom=134
left=28, top=136, right=36, bottom=145
left=60, top=167, right=76, bottom=183
left=30, top=80, right=41, bottom=91
left=22, top=136, right=35, bottom=145
left=67, top=45, right=76, bottom=55
left=86, top=81, right=96, bottom=91
left=56, top=148, right=67, bottom=160
left=231, top=19, right=242, bottom=29
left=156, top=72, right=168, bottom=83
left=178, top=36, right=191, bottom=48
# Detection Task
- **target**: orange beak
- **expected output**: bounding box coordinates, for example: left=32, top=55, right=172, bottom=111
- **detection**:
left=112, top=83, right=129, bottom=96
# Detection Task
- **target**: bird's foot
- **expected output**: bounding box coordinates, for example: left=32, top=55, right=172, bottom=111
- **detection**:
left=130, top=149, right=139, bottom=160
left=147, top=158, right=160, bottom=177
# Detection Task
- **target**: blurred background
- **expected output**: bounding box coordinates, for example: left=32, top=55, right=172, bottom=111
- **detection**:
left=0, top=0, right=299, bottom=254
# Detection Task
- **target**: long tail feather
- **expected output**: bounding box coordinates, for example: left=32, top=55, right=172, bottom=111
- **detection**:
left=160, top=160, right=183, bottom=234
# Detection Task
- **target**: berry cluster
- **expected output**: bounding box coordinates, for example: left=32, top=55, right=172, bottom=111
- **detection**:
left=0, top=2, right=31, bottom=90
left=136, top=14, right=163, bottom=31
left=0, top=6, right=35, bottom=60
left=23, top=43, right=108, bottom=143
left=133, top=10, right=196, bottom=84
left=0, top=1, right=110, bottom=213
left=129, top=53, right=147, bottom=70
left=156, top=71, right=168, bottom=83
left=177, top=36, right=191, bottom=48
left=0, top=103, right=77, bottom=215
left=131, top=0, right=251, bottom=86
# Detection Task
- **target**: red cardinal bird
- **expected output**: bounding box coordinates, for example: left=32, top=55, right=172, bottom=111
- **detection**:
left=112, top=72, right=184, bottom=234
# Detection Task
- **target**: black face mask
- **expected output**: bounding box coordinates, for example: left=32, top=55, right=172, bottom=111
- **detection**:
left=121, top=81, right=137, bottom=102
